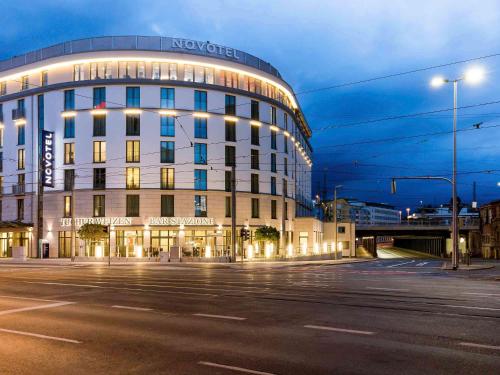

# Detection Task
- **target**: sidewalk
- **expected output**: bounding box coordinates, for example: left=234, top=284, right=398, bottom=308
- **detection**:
left=441, top=262, right=496, bottom=271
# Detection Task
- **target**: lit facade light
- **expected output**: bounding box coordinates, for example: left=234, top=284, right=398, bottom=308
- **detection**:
left=265, top=243, right=274, bottom=258
left=287, top=243, right=294, bottom=257
left=270, top=125, right=280, bottom=132
left=323, top=242, right=328, bottom=253
left=123, top=108, right=142, bottom=115
left=430, top=76, right=446, bottom=88
left=135, top=244, right=143, bottom=258
left=61, top=111, right=77, bottom=118
left=159, top=110, right=177, bottom=116
left=283, top=130, right=290, bottom=137
left=224, top=115, right=238, bottom=122
left=249, top=120, right=262, bottom=127
left=205, top=245, right=212, bottom=258
left=247, top=244, right=254, bottom=259
left=290, top=136, right=295, bottom=142
left=193, top=112, right=210, bottom=118
left=301, top=243, right=307, bottom=255
left=0, top=122, right=4, bottom=129
left=14, top=119, right=27, bottom=126
left=313, top=243, right=320, bottom=255
left=95, top=245, right=103, bottom=258
left=464, top=67, right=485, bottom=85
left=90, top=109, right=108, bottom=116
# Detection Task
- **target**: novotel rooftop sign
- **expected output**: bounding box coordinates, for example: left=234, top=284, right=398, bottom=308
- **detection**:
left=172, top=38, right=240, bottom=60
left=42, top=130, right=55, bottom=188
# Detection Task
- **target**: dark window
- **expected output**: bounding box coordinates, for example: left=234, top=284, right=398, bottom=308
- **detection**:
left=194, top=195, right=207, bottom=217
left=284, top=202, right=288, bottom=220
left=284, top=158, right=288, bottom=176
left=64, top=169, right=75, bottom=191
left=251, top=125, right=259, bottom=145
left=251, top=198, right=259, bottom=218
left=194, top=90, right=207, bottom=111
left=225, top=120, right=236, bottom=142
left=160, top=88, right=175, bottom=109
left=161, top=116, right=175, bottom=137
left=126, top=195, right=140, bottom=217
left=225, top=196, right=231, bottom=218
left=194, top=143, right=207, bottom=164
left=270, top=106, right=276, bottom=124
left=126, top=87, right=140, bottom=108
left=93, top=195, right=105, bottom=217
left=251, top=173, right=259, bottom=194
left=17, top=125, right=25, bottom=145
left=284, top=136, right=288, bottom=154
left=194, top=118, right=207, bottom=138
left=225, top=146, right=236, bottom=167
left=271, top=129, right=277, bottom=150
left=17, top=199, right=24, bottom=220
left=64, top=90, right=75, bottom=111
left=271, top=153, right=277, bottom=173
left=251, top=149, right=259, bottom=170
left=271, top=176, right=276, bottom=196
left=161, top=141, right=175, bottom=163
left=251, top=100, right=259, bottom=120
left=338, top=226, right=346, bottom=233
left=225, top=170, right=232, bottom=192
left=93, top=115, right=106, bottom=136
left=161, top=195, right=174, bottom=217
left=93, top=87, right=106, bottom=108
left=283, top=179, right=288, bottom=197
left=271, top=200, right=277, bottom=219
left=126, top=114, right=140, bottom=136
left=93, top=168, right=106, bottom=190
left=225, top=95, right=236, bottom=115
left=64, top=117, right=75, bottom=138
left=194, top=169, right=207, bottom=190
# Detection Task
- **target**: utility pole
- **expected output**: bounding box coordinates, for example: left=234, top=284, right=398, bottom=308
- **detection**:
left=451, top=80, right=458, bottom=270
left=281, top=178, right=286, bottom=257
left=71, top=172, right=76, bottom=261
left=333, top=185, right=342, bottom=259
left=231, top=165, right=236, bottom=262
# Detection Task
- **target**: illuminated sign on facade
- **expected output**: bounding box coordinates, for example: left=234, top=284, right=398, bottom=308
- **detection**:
left=149, top=217, right=215, bottom=226
left=172, top=38, right=240, bottom=60
left=42, top=130, right=55, bottom=187
left=60, top=217, right=133, bottom=227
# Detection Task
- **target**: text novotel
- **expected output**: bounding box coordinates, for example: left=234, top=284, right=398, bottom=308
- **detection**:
left=42, top=130, right=55, bottom=188
left=172, top=38, right=240, bottom=60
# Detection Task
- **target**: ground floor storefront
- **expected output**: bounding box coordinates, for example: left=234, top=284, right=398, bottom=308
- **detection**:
left=0, top=222, right=33, bottom=259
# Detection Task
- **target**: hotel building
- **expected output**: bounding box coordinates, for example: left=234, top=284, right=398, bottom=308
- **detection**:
left=0, top=36, right=315, bottom=260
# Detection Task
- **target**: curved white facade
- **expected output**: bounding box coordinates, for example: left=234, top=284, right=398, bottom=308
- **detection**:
left=0, top=36, right=313, bottom=259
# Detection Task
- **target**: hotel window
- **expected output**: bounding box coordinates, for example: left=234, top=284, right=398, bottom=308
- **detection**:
left=73, top=64, right=85, bottom=81
left=270, top=106, right=277, bottom=124
left=18, top=174, right=25, bottom=190
left=93, top=168, right=106, bottom=190
left=251, top=173, right=259, bottom=194
left=161, top=141, right=175, bottom=163
left=64, top=90, right=75, bottom=111
left=251, top=198, right=260, bottom=218
left=194, top=66, right=205, bottom=83
left=64, top=169, right=75, bottom=191
left=137, top=62, right=146, bottom=79
left=194, top=143, right=207, bottom=165
left=194, top=195, right=207, bottom=217
left=284, top=158, right=288, bottom=176
left=251, top=100, right=259, bottom=120
left=126, top=87, right=140, bottom=108
left=284, top=202, right=289, bottom=220
left=161, top=195, right=174, bottom=217
left=126, top=62, right=137, bottom=79
left=284, top=113, right=288, bottom=130
left=225, top=120, right=236, bottom=142
left=271, top=129, right=277, bottom=150
left=126, top=167, right=140, bottom=189
left=283, top=178, right=288, bottom=197
left=0, top=82, right=6, bottom=95
left=93, top=115, right=106, bottom=136
left=41, top=71, right=48, bottom=86
left=160, top=116, right=175, bottom=137
left=93, top=87, right=106, bottom=108
left=17, top=124, right=25, bottom=145
left=184, top=65, right=194, bottom=82
left=63, top=196, right=72, bottom=218
left=160, top=88, right=175, bottom=109
left=17, top=199, right=24, bottom=220
left=17, top=149, right=25, bottom=170
left=284, top=136, right=288, bottom=154
left=251, top=124, right=259, bottom=146
left=93, top=141, right=106, bottom=163
left=220, top=71, right=238, bottom=88
left=125, top=114, right=140, bottom=136
left=93, top=195, right=105, bottom=217
left=160, top=168, right=175, bottom=190
left=271, top=153, right=277, bottom=173
left=126, top=195, right=140, bottom=217
left=225, top=146, right=236, bottom=167
left=225, top=197, right=231, bottom=218
left=21, top=76, right=29, bottom=91
left=90, top=63, right=97, bottom=80
left=194, top=90, right=207, bottom=112
left=206, top=68, right=214, bottom=84
left=271, top=176, right=277, bottom=195
left=0, top=152, right=3, bottom=173
left=152, top=63, right=160, bottom=79
left=225, top=95, right=236, bottom=115
left=64, top=143, right=75, bottom=164
left=251, top=149, right=259, bottom=170
left=194, top=169, right=207, bottom=190
left=194, top=118, right=207, bottom=139
left=225, top=170, right=232, bottom=192
left=126, top=140, right=140, bottom=163
left=64, top=117, right=75, bottom=138
left=271, top=200, right=277, bottom=219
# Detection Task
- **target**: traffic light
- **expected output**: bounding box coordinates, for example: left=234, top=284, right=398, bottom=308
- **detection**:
left=240, top=228, right=250, bottom=241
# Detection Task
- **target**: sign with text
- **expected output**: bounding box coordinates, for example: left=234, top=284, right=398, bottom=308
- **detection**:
left=172, top=38, right=240, bottom=60
left=149, top=217, right=215, bottom=226
left=41, top=130, right=55, bottom=187
left=60, top=217, right=132, bottom=227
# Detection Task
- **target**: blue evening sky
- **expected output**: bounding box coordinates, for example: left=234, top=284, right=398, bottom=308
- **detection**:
left=1, top=0, right=499, bottom=210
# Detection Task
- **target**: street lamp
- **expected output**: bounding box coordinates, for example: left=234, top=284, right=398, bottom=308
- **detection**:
left=430, top=66, right=485, bottom=270
left=333, top=185, right=343, bottom=259
left=406, top=208, right=410, bottom=224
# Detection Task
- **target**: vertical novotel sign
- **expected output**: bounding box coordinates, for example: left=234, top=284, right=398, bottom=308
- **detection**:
left=42, top=130, right=55, bottom=187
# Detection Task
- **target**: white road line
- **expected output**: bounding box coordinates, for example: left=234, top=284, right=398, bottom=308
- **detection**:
left=0, top=295, right=67, bottom=303
left=198, top=361, right=276, bottom=375
left=0, top=328, right=81, bottom=344
left=463, top=292, right=500, bottom=297
left=387, top=260, right=415, bottom=268
left=459, top=342, right=500, bottom=350
left=0, top=301, right=74, bottom=316
left=112, top=305, right=153, bottom=312
left=193, top=313, right=246, bottom=321
left=304, top=325, right=375, bottom=336
left=366, top=287, right=409, bottom=292
left=416, top=262, right=429, bottom=267
left=441, top=304, right=500, bottom=312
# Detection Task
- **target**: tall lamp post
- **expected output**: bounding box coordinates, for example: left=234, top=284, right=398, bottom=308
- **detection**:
left=429, top=67, right=485, bottom=270
left=333, top=185, right=343, bottom=259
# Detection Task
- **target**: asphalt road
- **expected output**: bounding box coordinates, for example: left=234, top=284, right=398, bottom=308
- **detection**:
left=0, top=256, right=499, bottom=375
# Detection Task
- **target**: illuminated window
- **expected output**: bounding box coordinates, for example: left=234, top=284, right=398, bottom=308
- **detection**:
left=137, top=62, right=146, bottom=78
left=93, top=141, right=106, bottom=163
left=126, top=167, right=140, bottom=189
left=160, top=168, right=174, bottom=190
left=184, top=65, right=194, bottom=82
left=17, top=149, right=25, bottom=170
left=152, top=63, right=160, bottom=79
left=41, top=71, right=48, bottom=86
left=126, top=140, right=140, bottom=163
left=21, top=76, right=29, bottom=91
left=63, top=196, right=72, bottom=218
left=0, top=82, right=6, bottom=96
left=93, top=195, right=105, bottom=217
left=64, top=143, right=75, bottom=165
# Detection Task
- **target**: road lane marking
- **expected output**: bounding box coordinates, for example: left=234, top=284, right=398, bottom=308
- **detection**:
left=441, top=304, right=500, bottom=312
left=198, top=361, right=276, bottom=375
left=463, top=292, right=500, bottom=297
left=193, top=313, right=246, bottom=321
left=387, top=260, right=415, bottom=268
left=0, top=301, right=74, bottom=316
left=0, top=328, right=81, bottom=344
left=0, top=295, right=68, bottom=303
left=416, top=262, right=429, bottom=266
left=366, top=287, right=409, bottom=292
left=304, top=325, right=375, bottom=335
left=459, top=342, right=500, bottom=350
left=112, top=305, right=153, bottom=312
